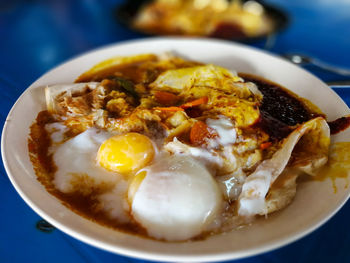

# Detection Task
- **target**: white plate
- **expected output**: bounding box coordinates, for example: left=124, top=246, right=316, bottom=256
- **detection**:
left=2, top=37, right=350, bottom=262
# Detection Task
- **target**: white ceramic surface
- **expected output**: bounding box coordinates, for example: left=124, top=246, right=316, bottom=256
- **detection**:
left=2, top=38, right=350, bottom=262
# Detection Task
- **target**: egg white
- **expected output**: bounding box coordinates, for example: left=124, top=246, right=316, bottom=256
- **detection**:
left=206, top=116, right=237, bottom=146
left=51, top=128, right=122, bottom=193
left=131, top=154, right=223, bottom=241
left=97, top=181, right=131, bottom=223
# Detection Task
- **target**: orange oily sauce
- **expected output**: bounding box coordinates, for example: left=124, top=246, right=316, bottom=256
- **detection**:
left=313, top=142, right=350, bottom=193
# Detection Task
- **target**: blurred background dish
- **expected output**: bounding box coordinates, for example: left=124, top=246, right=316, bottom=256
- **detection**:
left=116, top=0, right=288, bottom=41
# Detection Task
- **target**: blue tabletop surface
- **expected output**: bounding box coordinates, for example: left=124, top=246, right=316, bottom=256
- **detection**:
left=1, top=0, right=350, bottom=262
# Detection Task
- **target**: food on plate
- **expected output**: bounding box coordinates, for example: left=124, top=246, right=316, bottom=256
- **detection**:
left=132, top=0, right=275, bottom=39
left=28, top=53, right=350, bottom=241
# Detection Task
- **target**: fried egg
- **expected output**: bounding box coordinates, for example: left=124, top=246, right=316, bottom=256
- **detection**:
left=129, top=154, right=222, bottom=241
left=51, top=128, right=158, bottom=222
left=52, top=128, right=157, bottom=191
left=97, top=132, right=155, bottom=174
left=52, top=128, right=119, bottom=193
left=150, top=64, right=242, bottom=93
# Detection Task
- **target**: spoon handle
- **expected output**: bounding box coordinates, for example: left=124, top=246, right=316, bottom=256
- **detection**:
left=312, top=59, right=350, bottom=76
left=326, top=80, right=350, bottom=87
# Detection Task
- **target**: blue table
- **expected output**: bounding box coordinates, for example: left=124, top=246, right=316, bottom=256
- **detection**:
left=1, top=1, right=349, bottom=262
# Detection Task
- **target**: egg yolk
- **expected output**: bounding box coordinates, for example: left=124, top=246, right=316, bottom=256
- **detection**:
left=97, top=133, right=155, bottom=174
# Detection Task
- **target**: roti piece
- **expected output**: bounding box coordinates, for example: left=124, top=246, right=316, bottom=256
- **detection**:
left=238, top=117, right=330, bottom=216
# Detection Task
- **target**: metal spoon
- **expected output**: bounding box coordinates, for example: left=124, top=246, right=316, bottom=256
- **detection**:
left=283, top=54, right=350, bottom=77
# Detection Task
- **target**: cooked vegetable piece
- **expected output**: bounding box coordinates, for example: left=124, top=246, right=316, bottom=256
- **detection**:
left=154, top=91, right=180, bottom=106
left=260, top=142, right=272, bottom=150
left=110, top=76, right=139, bottom=99
left=181, top=96, right=208, bottom=109
left=190, top=120, right=217, bottom=145
left=154, top=106, right=184, bottom=112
